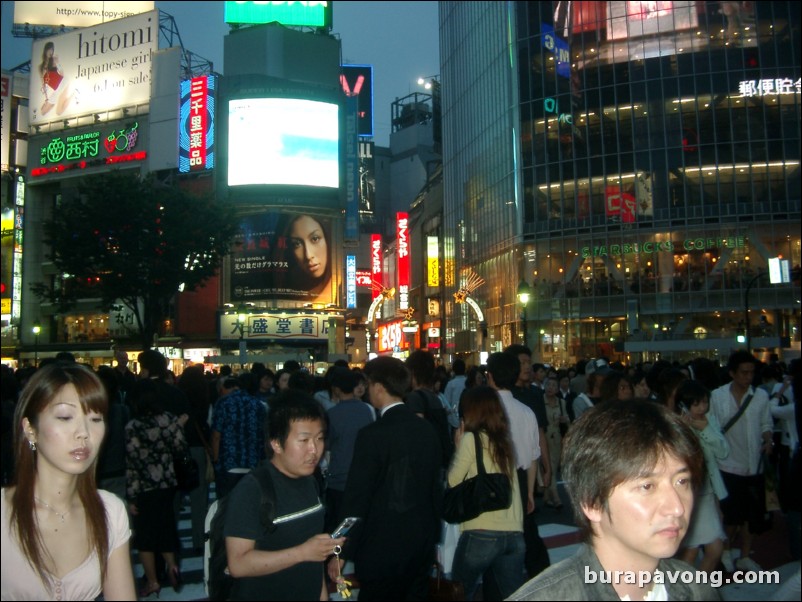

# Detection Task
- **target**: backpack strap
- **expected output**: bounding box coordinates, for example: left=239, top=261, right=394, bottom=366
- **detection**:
left=250, top=464, right=278, bottom=533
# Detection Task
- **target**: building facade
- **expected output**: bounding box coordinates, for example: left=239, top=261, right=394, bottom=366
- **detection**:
left=440, top=1, right=801, bottom=366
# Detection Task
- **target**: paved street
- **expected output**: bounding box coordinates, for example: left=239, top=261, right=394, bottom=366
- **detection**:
left=136, top=482, right=799, bottom=601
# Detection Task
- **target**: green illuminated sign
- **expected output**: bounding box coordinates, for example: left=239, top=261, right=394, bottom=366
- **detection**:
left=40, top=124, right=139, bottom=165
left=581, top=236, right=745, bottom=258
left=224, top=1, right=330, bottom=27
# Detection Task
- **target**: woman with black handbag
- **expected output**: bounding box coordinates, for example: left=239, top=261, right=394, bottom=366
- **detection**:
left=124, top=379, right=188, bottom=597
left=447, top=385, right=524, bottom=600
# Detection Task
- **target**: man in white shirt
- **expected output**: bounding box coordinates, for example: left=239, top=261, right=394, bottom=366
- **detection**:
left=709, top=350, right=773, bottom=572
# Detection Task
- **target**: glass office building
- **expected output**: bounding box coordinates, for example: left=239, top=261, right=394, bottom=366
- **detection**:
left=440, top=1, right=800, bottom=365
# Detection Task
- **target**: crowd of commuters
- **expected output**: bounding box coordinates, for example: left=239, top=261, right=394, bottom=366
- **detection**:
left=0, top=346, right=799, bottom=600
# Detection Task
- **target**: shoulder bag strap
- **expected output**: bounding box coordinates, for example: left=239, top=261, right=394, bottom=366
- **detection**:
left=722, top=393, right=754, bottom=434
left=473, top=431, right=487, bottom=475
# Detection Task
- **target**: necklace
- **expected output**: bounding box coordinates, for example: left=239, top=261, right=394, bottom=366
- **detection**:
left=34, top=496, right=70, bottom=523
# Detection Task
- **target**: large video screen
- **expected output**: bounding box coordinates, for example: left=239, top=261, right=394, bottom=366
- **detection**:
left=227, top=97, right=339, bottom=188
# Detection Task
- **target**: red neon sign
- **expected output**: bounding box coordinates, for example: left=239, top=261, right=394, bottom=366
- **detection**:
left=377, top=319, right=409, bottom=352
left=188, top=76, right=208, bottom=171
left=30, top=151, right=147, bottom=177
left=396, top=212, right=409, bottom=310
left=371, top=233, right=383, bottom=300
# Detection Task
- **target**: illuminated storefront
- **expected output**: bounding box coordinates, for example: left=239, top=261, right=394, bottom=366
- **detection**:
left=441, top=1, right=801, bottom=364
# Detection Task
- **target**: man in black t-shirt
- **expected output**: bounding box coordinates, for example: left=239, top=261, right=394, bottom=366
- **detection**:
left=223, top=391, right=345, bottom=601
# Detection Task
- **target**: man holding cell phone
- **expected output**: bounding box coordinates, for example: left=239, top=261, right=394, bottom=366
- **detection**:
left=223, top=390, right=346, bottom=601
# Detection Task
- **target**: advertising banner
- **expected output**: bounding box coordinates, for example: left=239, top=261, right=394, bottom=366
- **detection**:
left=224, top=1, right=331, bottom=28
left=341, top=65, right=374, bottom=137
left=1, top=72, right=10, bottom=173
left=232, top=211, right=336, bottom=305
left=220, top=312, right=331, bottom=341
left=29, top=10, right=159, bottom=126
left=371, top=234, right=383, bottom=299
left=397, top=213, right=410, bottom=310
left=346, top=255, right=357, bottom=309
left=14, top=1, right=154, bottom=28
left=179, top=75, right=216, bottom=173
left=427, top=236, right=439, bottom=287
left=344, top=95, right=359, bottom=242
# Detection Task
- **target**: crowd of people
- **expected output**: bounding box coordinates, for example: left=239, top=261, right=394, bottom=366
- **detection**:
left=0, top=346, right=799, bottom=600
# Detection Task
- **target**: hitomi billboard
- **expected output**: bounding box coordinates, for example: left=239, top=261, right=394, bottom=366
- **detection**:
left=29, top=10, right=159, bottom=126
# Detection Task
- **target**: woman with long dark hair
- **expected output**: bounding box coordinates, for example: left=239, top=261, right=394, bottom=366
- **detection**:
left=37, top=41, right=76, bottom=117
left=176, top=365, right=212, bottom=553
left=447, top=385, right=524, bottom=600
left=274, top=213, right=333, bottom=301
left=1, top=363, right=136, bottom=600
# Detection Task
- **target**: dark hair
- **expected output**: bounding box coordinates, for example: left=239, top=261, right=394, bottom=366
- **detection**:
left=727, top=350, right=756, bottom=374
left=503, top=344, right=532, bottom=358
left=54, top=351, right=76, bottom=363
left=451, top=358, right=466, bottom=375
left=675, top=380, right=710, bottom=414
left=598, top=371, right=631, bottom=403
left=266, top=389, right=327, bottom=456
left=283, top=360, right=301, bottom=373
left=238, top=372, right=259, bottom=396
left=288, top=370, right=315, bottom=395
left=221, top=376, right=240, bottom=391
left=95, top=365, right=121, bottom=404
left=137, top=349, right=167, bottom=379
left=12, top=363, right=110, bottom=593
left=275, top=214, right=332, bottom=294
left=364, top=356, right=411, bottom=399
left=562, top=400, right=703, bottom=542
left=461, top=386, right=515, bottom=481
left=465, top=366, right=486, bottom=390
left=486, top=352, right=520, bottom=390
left=686, top=357, right=722, bottom=391
left=39, top=41, right=56, bottom=77
left=405, top=350, right=436, bottom=388
left=129, top=379, right=163, bottom=416
left=657, top=368, right=689, bottom=409
left=177, top=365, right=212, bottom=426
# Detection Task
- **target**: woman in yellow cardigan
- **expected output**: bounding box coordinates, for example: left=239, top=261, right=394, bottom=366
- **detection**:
left=447, top=385, right=525, bottom=600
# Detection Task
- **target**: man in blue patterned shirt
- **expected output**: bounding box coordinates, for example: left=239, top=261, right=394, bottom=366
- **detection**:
left=211, top=376, right=267, bottom=499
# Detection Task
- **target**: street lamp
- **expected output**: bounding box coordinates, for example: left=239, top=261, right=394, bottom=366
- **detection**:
left=517, top=280, right=532, bottom=349
left=32, top=320, right=41, bottom=367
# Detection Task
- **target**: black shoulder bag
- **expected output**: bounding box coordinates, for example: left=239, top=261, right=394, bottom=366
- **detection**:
left=442, top=432, right=512, bottom=524
left=721, top=393, right=754, bottom=434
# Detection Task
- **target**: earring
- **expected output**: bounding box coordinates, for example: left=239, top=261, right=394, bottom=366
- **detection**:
left=28, top=440, right=36, bottom=451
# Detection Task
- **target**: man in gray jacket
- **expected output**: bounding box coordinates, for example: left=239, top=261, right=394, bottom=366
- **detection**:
left=507, top=399, right=720, bottom=601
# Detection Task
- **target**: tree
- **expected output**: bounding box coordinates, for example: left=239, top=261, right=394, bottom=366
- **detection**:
left=31, top=170, right=240, bottom=350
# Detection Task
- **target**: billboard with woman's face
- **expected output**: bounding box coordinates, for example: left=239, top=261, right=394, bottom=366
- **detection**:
left=231, top=211, right=336, bottom=305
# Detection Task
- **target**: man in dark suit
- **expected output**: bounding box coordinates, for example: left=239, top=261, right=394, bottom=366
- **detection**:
left=328, top=356, right=443, bottom=601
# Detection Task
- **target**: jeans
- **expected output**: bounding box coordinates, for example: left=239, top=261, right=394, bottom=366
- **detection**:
left=452, top=529, right=525, bottom=600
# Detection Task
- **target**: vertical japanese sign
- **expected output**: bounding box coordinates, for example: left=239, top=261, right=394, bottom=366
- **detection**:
left=344, top=94, right=359, bottom=242
left=427, top=236, right=439, bottom=287
left=397, top=212, right=410, bottom=310
left=371, top=234, right=383, bottom=300
left=179, top=74, right=215, bottom=173
left=346, top=255, right=357, bottom=309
